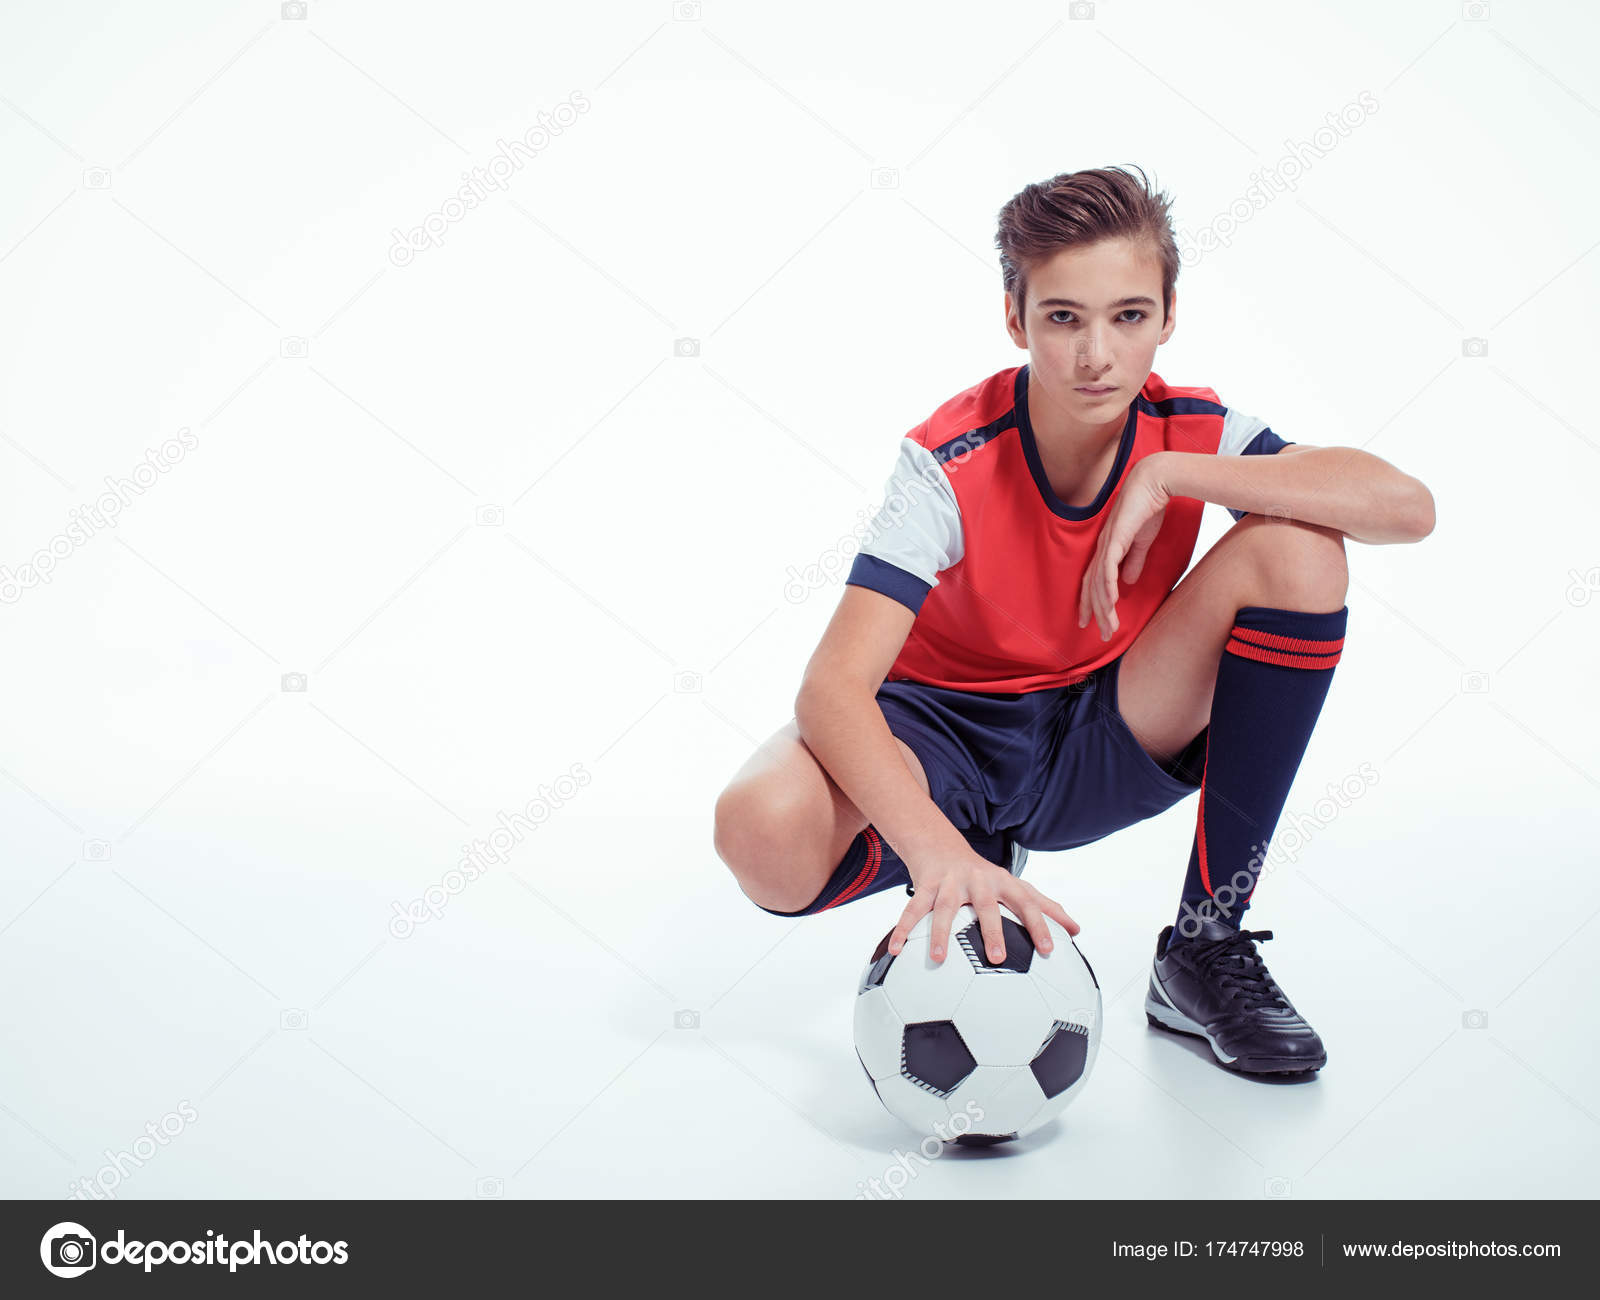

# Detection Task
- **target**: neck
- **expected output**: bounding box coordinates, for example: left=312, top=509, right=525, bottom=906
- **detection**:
left=1027, top=371, right=1128, bottom=459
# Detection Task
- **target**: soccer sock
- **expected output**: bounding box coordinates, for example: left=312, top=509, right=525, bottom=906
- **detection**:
left=1168, top=604, right=1347, bottom=951
left=806, top=827, right=903, bottom=913
left=767, top=818, right=1009, bottom=916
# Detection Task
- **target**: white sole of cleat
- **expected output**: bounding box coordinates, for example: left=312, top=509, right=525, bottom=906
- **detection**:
left=1144, top=978, right=1239, bottom=1065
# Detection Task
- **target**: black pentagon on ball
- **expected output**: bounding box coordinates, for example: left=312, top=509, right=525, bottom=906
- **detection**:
left=953, top=1131, right=1017, bottom=1147
left=957, top=915, right=1033, bottom=974
left=859, top=930, right=896, bottom=994
left=901, top=1020, right=977, bottom=1095
left=1029, top=1020, right=1090, bottom=1098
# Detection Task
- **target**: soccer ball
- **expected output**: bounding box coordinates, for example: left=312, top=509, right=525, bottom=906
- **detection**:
left=853, top=903, right=1101, bottom=1145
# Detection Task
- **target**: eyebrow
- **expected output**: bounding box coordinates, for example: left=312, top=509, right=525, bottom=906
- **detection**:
left=1036, top=296, right=1159, bottom=310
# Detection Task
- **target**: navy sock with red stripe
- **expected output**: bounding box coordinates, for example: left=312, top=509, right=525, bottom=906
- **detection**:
left=1168, top=604, right=1348, bottom=951
left=757, top=825, right=904, bottom=916
left=760, top=822, right=1007, bottom=917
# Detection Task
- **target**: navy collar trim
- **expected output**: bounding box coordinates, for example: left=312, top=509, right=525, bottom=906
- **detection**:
left=1014, top=364, right=1140, bottom=521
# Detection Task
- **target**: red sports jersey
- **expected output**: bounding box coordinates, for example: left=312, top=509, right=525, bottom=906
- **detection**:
left=845, top=363, right=1292, bottom=693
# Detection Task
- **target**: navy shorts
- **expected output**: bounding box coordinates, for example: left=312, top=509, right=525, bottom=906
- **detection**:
left=878, top=654, right=1208, bottom=850
left=758, top=654, right=1207, bottom=916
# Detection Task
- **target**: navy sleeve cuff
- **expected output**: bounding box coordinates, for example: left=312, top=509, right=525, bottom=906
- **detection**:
left=846, top=553, right=932, bottom=614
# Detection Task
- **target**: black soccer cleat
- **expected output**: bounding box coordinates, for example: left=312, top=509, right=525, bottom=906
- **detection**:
left=1145, top=918, right=1326, bottom=1075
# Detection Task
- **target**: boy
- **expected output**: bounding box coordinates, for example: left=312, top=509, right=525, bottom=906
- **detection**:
left=712, top=165, right=1434, bottom=1076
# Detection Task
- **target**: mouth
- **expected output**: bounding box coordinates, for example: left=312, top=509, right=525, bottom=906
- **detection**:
left=1074, top=385, right=1117, bottom=397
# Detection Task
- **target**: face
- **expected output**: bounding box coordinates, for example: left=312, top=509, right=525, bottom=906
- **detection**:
left=1004, top=236, right=1176, bottom=437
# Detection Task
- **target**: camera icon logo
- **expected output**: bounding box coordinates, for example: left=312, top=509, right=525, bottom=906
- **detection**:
left=1462, top=1, right=1490, bottom=20
left=82, top=168, right=111, bottom=190
left=281, top=672, right=308, bottom=693
left=674, top=1, right=702, bottom=19
left=1461, top=337, right=1488, bottom=357
left=476, top=504, right=503, bottom=526
left=40, top=1222, right=97, bottom=1278
left=1266, top=505, right=1293, bottom=523
left=674, top=1009, right=700, bottom=1029
left=1068, top=0, right=1096, bottom=18
left=870, top=167, right=900, bottom=190
left=1462, top=1009, right=1488, bottom=1029
left=1263, top=1176, right=1291, bottom=1198
left=673, top=337, right=700, bottom=358
left=673, top=670, right=702, bottom=694
left=475, top=1176, right=504, bottom=1198
left=280, top=1008, right=309, bottom=1030
left=282, top=1, right=308, bottom=18
left=1565, top=565, right=1600, bottom=607
left=1459, top=671, right=1490, bottom=694
left=280, top=336, right=309, bottom=359
left=83, top=839, right=111, bottom=862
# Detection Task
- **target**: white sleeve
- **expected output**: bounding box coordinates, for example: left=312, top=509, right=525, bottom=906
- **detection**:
left=844, top=438, right=964, bottom=614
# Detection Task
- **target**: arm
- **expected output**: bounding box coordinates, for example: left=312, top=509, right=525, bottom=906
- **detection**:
left=1145, top=444, right=1436, bottom=545
left=794, top=587, right=1078, bottom=958
left=795, top=436, right=1078, bottom=960
left=794, top=588, right=972, bottom=875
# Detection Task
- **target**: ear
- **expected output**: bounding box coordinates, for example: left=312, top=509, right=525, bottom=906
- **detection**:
left=1004, top=292, right=1028, bottom=348
left=1158, top=291, right=1177, bottom=344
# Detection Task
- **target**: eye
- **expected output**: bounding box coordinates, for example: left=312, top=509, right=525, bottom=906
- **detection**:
left=1048, top=309, right=1147, bottom=324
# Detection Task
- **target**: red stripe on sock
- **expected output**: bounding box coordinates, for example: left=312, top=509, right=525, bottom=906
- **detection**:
left=1229, top=625, right=1346, bottom=656
left=1196, top=746, right=1212, bottom=896
left=1226, top=637, right=1342, bottom=670
left=820, top=826, right=883, bottom=911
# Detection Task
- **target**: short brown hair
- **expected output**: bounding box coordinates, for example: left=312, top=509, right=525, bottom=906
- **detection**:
left=995, top=165, right=1179, bottom=325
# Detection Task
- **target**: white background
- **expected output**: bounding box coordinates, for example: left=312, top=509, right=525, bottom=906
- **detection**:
left=1, top=0, right=1595, bottom=1200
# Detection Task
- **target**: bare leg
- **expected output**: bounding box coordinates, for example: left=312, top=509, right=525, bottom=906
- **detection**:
left=1117, top=513, right=1350, bottom=766
left=713, top=718, right=930, bottom=914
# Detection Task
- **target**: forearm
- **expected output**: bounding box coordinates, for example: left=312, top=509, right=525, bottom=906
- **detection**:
left=794, top=679, right=969, bottom=878
left=1152, top=448, right=1435, bottom=545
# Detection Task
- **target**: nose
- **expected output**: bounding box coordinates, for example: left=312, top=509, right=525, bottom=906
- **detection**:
left=1074, top=328, right=1111, bottom=372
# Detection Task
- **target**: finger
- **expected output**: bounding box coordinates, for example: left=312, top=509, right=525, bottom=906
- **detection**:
left=973, top=893, right=1006, bottom=964
left=1103, top=558, right=1119, bottom=639
left=928, top=891, right=962, bottom=964
left=1008, top=896, right=1054, bottom=955
left=1079, top=539, right=1102, bottom=629
left=1121, top=540, right=1148, bottom=586
left=1037, top=895, right=1080, bottom=937
left=888, top=891, right=933, bottom=956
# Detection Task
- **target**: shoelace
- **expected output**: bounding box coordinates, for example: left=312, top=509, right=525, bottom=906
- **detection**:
left=1187, top=928, right=1290, bottom=1013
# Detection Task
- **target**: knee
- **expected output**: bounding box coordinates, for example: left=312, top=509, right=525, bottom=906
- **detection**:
left=1243, top=517, right=1348, bottom=610
left=712, top=782, right=824, bottom=912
